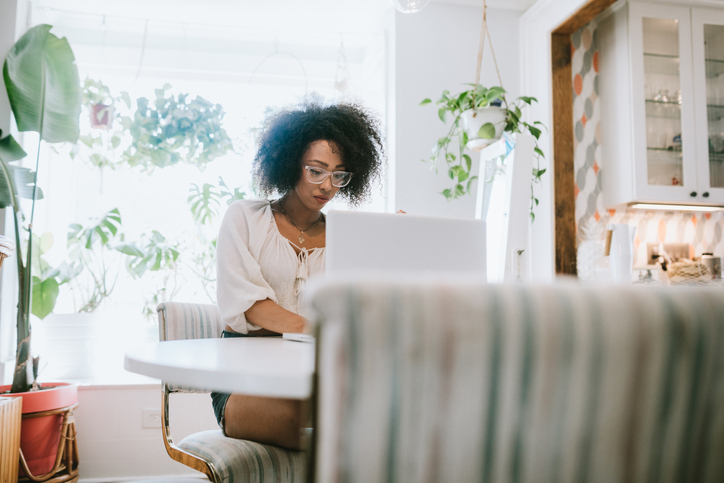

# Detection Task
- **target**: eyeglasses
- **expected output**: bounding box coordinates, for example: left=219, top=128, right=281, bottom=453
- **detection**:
left=304, top=166, right=353, bottom=187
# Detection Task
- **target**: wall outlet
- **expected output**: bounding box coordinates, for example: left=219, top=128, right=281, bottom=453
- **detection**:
left=142, top=408, right=162, bottom=428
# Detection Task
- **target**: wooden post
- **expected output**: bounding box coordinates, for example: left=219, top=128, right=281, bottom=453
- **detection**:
left=550, top=0, right=617, bottom=275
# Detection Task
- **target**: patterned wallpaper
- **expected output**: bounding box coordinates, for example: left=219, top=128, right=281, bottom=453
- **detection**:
left=572, top=20, right=724, bottom=267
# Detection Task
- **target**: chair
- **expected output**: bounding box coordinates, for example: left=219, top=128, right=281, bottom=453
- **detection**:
left=156, top=302, right=307, bottom=483
left=309, top=276, right=724, bottom=483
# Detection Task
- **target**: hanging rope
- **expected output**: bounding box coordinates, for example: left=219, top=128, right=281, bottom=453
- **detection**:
left=473, top=0, right=506, bottom=107
left=134, top=19, right=149, bottom=84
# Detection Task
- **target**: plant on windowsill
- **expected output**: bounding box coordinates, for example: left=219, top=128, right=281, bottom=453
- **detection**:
left=0, top=24, right=82, bottom=481
left=419, top=0, right=547, bottom=221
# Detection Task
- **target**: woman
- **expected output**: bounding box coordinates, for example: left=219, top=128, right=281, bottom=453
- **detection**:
left=212, top=97, right=385, bottom=450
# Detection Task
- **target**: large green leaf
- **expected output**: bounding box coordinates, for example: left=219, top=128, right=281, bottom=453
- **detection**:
left=3, top=24, right=81, bottom=143
left=31, top=275, right=59, bottom=320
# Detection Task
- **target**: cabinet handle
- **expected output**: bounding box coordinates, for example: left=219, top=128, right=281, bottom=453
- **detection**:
left=703, top=192, right=710, bottom=198
left=690, top=191, right=697, bottom=197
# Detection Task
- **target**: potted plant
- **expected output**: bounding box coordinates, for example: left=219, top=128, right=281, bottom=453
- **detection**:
left=420, top=84, right=547, bottom=218
left=0, top=24, right=82, bottom=480
left=122, top=84, right=234, bottom=172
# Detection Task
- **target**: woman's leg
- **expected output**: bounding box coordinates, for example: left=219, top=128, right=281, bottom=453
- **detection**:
left=223, top=394, right=307, bottom=450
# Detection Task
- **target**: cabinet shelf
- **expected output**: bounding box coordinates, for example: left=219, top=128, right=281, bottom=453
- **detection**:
left=705, top=58, right=724, bottom=78
left=646, top=99, right=682, bottom=118
left=706, top=104, right=724, bottom=121
left=647, top=147, right=683, bottom=164
left=644, top=52, right=680, bottom=75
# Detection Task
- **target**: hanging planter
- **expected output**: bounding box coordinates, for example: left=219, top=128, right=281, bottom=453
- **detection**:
left=419, top=0, right=547, bottom=217
left=460, top=105, right=507, bottom=150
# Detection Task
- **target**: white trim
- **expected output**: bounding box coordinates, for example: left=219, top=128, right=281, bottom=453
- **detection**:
left=520, top=0, right=593, bottom=281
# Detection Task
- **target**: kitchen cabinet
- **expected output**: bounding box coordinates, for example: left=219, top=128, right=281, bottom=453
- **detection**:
left=599, top=1, right=724, bottom=207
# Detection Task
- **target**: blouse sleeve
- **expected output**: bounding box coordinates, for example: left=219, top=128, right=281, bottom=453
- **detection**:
left=216, top=201, right=278, bottom=333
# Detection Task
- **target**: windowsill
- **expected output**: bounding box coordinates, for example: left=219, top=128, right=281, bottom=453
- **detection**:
left=40, top=369, right=161, bottom=389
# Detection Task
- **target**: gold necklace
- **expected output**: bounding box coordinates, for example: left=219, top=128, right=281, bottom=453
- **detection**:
left=277, top=199, right=324, bottom=245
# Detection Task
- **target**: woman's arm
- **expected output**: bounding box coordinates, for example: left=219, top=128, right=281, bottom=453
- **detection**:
left=245, top=298, right=308, bottom=334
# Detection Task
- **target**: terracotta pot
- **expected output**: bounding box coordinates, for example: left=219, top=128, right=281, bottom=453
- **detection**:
left=0, top=382, right=77, bottom=477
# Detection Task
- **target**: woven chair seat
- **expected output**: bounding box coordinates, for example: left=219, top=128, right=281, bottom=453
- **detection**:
left=178, top=430, right=307, bottom=483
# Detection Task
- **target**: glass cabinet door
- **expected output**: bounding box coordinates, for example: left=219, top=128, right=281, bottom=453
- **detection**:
left=693, top=8, right=724, bottom=202
left=642, top=18, right=685, bottom=187
left=629, top=3, right=697, bottom=203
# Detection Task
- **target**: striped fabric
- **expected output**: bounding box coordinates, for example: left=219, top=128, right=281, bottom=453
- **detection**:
left=179, top=430, right=306, bottom=483
left=158, top=302, right=223, bottom=342
left=310, top=278, right=724, bottom=483
left=157, top=302, right=223, bottom=393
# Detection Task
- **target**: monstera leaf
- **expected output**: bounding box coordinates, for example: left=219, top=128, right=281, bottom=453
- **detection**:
left=3, top=24, right=81, bottom=143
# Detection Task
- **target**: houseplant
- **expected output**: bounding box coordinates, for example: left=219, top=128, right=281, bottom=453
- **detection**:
left=0, top=24, right=82, bottom=479
left=420, top=85, right=546, bottom=218
left=420, top=0, right=546, bottom=220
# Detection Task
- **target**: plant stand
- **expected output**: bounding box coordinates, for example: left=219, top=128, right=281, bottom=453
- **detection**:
left=19, top=404, right=79, bottom=483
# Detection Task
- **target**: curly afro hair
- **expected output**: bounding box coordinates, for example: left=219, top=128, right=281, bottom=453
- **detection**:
left=252, top=96, right=385, bottom=207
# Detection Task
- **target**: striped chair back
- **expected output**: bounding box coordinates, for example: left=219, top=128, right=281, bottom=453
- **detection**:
left=158, top=302, right=223, bottom=342
left=157, top=302, right=223, bottom=393
left=310, top=278, right=724, bottom=483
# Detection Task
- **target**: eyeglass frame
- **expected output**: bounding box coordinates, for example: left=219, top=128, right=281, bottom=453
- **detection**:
left=303, top=165, right=354, bottom=187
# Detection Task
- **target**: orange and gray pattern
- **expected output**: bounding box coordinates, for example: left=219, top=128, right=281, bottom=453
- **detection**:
left=572, top=21, right=724, bottom=265
left=313, top=278, right=724, bottom=483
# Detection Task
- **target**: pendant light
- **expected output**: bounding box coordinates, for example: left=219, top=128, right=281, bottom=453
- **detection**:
left=390, top=0, right=432, bottom=14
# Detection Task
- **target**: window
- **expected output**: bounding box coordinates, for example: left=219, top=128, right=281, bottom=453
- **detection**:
left=5, top=2, right=389, bottom=383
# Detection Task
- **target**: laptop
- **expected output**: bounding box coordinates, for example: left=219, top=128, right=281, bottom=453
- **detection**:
left=325, top=210, right=486, bottom=275
left=283, top=210, right=486, bottom=342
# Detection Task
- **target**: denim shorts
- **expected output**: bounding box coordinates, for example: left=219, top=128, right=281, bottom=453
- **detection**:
left=210, top=330, right=279, bottom=433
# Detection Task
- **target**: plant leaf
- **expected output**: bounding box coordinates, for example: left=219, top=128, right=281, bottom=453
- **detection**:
left=31, top=276, right=59, bottom=319
left=419, top=98, right=432, bottom=106
left=463, top=154, right=472, bottom=172
left=3, top=24, right=81, bottom=143
left=478, top=122, right=496, bottom=139
left=0, top=132, right=27, bottom=209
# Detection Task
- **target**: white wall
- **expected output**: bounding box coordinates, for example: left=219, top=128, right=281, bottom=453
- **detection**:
left=75, top=384, right=217, bottom=481
left=393, top=4, right=522, bottom=218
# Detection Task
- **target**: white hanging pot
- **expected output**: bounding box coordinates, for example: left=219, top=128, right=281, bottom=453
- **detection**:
left=461, top=107, right=507, bottom=151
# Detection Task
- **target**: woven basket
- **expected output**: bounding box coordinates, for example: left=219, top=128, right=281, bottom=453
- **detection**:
left=668, top=260, right=715, bottom=285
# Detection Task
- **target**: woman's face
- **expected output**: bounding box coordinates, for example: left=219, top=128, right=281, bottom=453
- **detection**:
left=294, top=140, right=345, bottom=212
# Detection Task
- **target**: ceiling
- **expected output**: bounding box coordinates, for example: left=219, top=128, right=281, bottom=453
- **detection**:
left=33, top=0, right=538, bottom=39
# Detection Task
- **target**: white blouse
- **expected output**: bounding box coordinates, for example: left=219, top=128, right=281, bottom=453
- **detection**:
left=216, top=199, right=325, bottom=333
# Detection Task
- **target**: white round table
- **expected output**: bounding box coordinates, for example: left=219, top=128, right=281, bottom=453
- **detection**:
left=123, top=338, right=315, bottom=399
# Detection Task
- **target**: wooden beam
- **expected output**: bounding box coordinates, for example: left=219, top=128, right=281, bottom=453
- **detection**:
left=554, top=0, right=617, bottom=35
left=551, top=32, right=577, bottom=276
left=549, top=0, right=616, bottom=276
